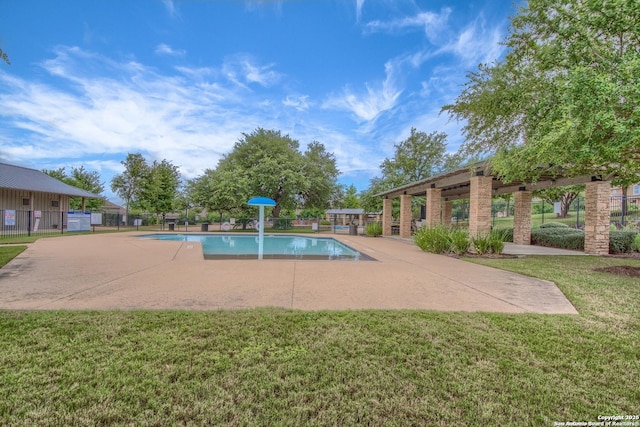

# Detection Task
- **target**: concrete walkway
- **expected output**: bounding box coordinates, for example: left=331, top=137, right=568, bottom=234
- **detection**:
left=0, top=232, right=578, bottom=314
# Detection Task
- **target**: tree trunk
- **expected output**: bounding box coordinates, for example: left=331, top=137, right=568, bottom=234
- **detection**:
left=272, top=204, right=282, bottom=218
left=560, top=192, right=578, bottom=218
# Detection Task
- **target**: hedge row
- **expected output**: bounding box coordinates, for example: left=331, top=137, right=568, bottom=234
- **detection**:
left=531, top=228, right=637, bottom=253
left=498, top=226, right=638, bottom=253
left=531, top=228, right=585, bottom=251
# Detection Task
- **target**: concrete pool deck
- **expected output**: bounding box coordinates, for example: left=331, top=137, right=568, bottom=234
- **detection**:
left=0, top=232, right=579, bottom=314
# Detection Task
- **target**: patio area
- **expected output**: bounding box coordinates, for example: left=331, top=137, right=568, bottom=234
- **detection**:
left=0, top=231, right=578, bottom=314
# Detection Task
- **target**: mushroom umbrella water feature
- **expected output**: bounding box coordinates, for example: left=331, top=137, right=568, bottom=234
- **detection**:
left=247, top=197, right=276, bottom=259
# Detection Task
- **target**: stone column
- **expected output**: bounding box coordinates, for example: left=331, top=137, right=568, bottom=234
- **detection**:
left=469, top=175, right=493, bottom=237
left=425, top=188, right=442, bottom=227
left=442, top=200, right=453, bottom=227
left=399, top=194, right=412, bottom=238
left=584, top=180, right=611, bottom=255
left=513, top=190, right=532, bottom=245
left=382, top=198, right=393, bottom=236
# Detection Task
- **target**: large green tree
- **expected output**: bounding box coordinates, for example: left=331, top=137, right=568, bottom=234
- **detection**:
left=43, top=166, right=104, bottom=210
left=299, top=141, right=340, bottom=209
left=361, top=128, right=461, bottom=214
left=140, top=160, right=181, bottom=218
left=198, top=128, right=340, bottom=218
left=340, top=184, right=362, bottom=209
left=443, top=0, right=640, bottom=184
left=186, top=168, right=251, bottom=216
left=111, top=153, right=149, bottom=218
left=379, top=128, right=449, bottom=189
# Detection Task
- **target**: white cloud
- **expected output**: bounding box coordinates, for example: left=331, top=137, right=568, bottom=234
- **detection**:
left=0, top=47, right=286, bottom=188
left=155, top=43, right=186, bottom=57
left=322, top=60, right=402, bottom=123
left=356, top=0, right=365, bottom=22
left=221, top=54, right=282, bottom=88
left=162, top=0, right=178, bottom=17
left=437, top=17, right=505, bottom=66
left=282, top=95, right=310, bottom=111
left=365, top=8, right=451, bottom=44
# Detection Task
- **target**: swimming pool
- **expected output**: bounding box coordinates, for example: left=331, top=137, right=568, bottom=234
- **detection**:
left=140, top=234, right=373, bottom=260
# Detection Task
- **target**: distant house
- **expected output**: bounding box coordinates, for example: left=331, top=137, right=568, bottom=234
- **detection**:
left=1, top=162, right=102, bottom=232
left=611, top=183, right=640, bottom=198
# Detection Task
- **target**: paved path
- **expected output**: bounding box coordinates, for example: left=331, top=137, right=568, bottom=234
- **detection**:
left=0, top=232, right=578, bottom=314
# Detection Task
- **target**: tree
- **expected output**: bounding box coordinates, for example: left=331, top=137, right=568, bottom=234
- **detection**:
left=140, top=160, right=181, bottom=218
left=300, top=141, right=340, bottom=209
left=363, top=128, right=458, bottom=217
left=340, top=184, right=362, bottom=209
left=360, top=177, right=388, bottom=215
left=186, top=168, right=251, bottom=216
left=43, top=166, right=104, bottom=210
left=379, top=128, right=448, bottom=188
left=214, top=128, right=340, bottom=218
left=535, top=185, right=583, bottom=218
left=442, top=0, right=640, bottom=185
left=111, top=153, right=148, bottom=219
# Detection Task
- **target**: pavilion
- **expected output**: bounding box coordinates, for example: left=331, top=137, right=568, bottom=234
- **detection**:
left=375, top=161, right=612, bottom=255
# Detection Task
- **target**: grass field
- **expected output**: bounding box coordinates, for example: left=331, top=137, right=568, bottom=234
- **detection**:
left=0, top=245, right=27, bottom=268
left=1, top=256, right=639, bottom=426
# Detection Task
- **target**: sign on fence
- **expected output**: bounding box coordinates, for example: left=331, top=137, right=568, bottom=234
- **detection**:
left=4, top=210, right=15, bottom=226
left=90, top=212, right=102, bottom=225
left=67, top=212, right=91, bottom=232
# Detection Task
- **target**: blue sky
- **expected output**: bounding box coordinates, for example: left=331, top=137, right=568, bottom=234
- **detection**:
left=0, top=0, right=515, bottom=203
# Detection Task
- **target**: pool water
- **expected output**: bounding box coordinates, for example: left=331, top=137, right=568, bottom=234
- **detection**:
left=141, top=234, right=373, bottom=260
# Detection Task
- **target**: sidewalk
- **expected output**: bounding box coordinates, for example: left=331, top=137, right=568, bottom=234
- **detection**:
left=0, top=232, right=578, bottom=314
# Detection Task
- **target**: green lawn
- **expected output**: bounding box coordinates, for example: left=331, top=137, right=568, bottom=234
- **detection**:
left=0, top=246, right=27, bottom=268
left=492, top=213, right=585, bottom=229
left=1, top=256, right=638, bottom=426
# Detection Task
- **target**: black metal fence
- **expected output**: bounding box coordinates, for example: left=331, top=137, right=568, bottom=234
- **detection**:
left=0, top=210, right=164, bottom=239
left=428, top=195, right=639, bottom=231
left=4, top=197, right=638, bottom=239
left=1, top=209, right=67, bottom=238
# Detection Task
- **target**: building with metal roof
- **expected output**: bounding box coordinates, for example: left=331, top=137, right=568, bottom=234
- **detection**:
left=1, top=162, right=103, bottom=234
left=0, top=162, right=100, bottom=199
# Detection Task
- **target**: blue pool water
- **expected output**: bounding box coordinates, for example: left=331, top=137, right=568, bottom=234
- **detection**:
left=140, top=234, right=373, bottom=260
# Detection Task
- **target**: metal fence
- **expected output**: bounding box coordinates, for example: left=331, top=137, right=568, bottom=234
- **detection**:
left=1, top=209, right=67, bottom=238
left=0, top=210, right=163, bottom=239
left=4, top=197, right=637, bottom=239
left=412, top=195, right=640, bottom=232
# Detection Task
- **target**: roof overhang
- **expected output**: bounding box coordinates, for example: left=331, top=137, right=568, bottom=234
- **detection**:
left=374, top=161, right=609, bottom=200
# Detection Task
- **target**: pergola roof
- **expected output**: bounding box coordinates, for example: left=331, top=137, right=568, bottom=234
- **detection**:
left=0, top=162, right=102, bottom=199
left=374, top=161, right=601, bottom=200
left=326, top=209, right=364, bottom=215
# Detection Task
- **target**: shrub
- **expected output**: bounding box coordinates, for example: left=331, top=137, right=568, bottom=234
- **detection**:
left=471, top=230, right=507, bottom=255
left=364, top=222, right=382, bottom=237
left=609, top=231, right=637, bottom=254
left=494, top=227, right=513, bottom=243
left=634, top=233, right=640, bottom=252
left=449, top=228, right=470, bottom=255
left=489, top=229, right=509, bottom=254
left=539, top=222, right=569, bottom=229
left=471, top=234, right=493, bottom=255
left=531, top=228, right=584, bottom=250
left=413, top=225, right=452, bottom=254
